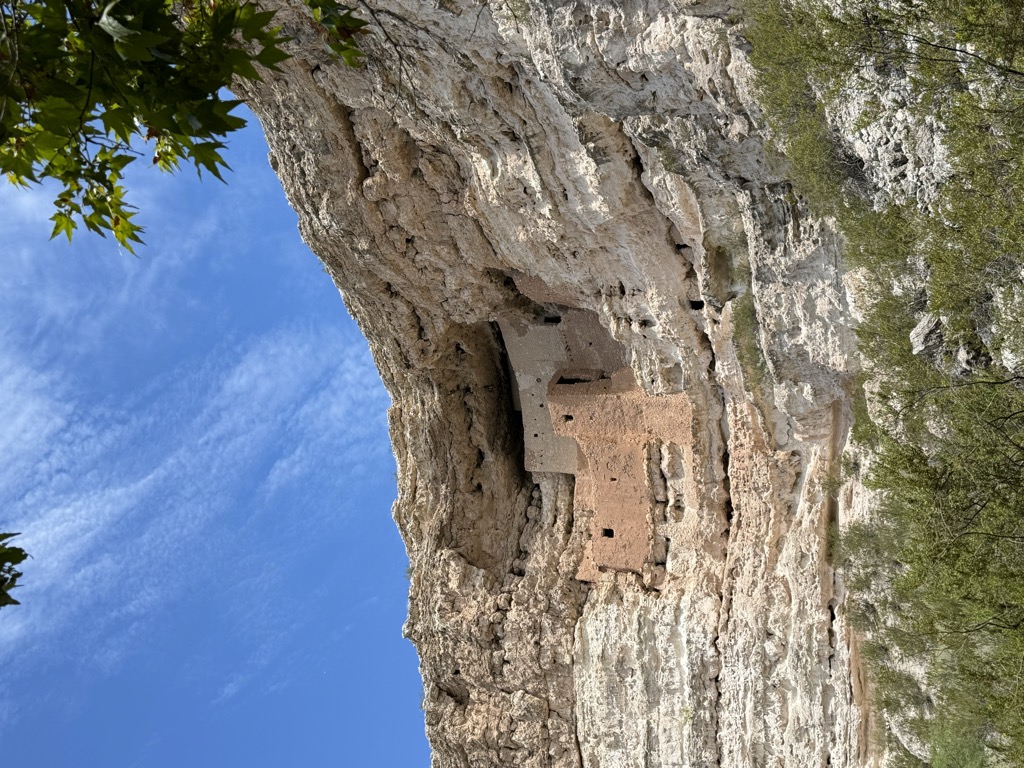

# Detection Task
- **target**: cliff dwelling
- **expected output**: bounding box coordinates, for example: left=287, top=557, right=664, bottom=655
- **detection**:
left=499, top=285, right=692, bottom=586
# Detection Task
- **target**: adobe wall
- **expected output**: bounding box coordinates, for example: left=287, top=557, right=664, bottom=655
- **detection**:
left=548, top=369, right=691, bottom=584
left=497, top=308, right=626, bottom=474
left=500, top=307, right=692, bottom=584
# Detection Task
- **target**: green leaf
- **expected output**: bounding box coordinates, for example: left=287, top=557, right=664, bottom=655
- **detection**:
left=223, top=47, right=262, bottom=81
left=49, top=210, right=76, bottom=242
left=98, top=3, right=139, bottom=43
left=0, top=546, right=28, bottom=567
left=188, top=139, right=229, bottom=180
left=2, top=0, right=364, bottom=251
left=37, top=80, right=86, bottom=102
left=241, top=9, right=278, bottom=40
left=99, top=106, right=136, bottom=143
left=255, top=43, right=290, bottom=69
left=33, top=95, right=86, bottom=133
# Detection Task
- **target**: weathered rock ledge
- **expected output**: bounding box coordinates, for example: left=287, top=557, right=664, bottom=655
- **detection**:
left=239, top=2, right=867, bottom=765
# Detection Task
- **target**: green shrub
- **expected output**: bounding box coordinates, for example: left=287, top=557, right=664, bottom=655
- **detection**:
left=746, top=0, right=1024, bottom=761
left=930, top=716, right=989, bottom=768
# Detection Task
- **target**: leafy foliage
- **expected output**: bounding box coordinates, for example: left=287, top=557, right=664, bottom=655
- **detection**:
left=0, top=0, right=367, bottom=251
left=748, top=0, right=1024, bottom=763
left=0, top=532, right=28, bottom=608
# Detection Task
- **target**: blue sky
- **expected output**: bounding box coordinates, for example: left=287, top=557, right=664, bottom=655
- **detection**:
left=0, top=107, right=429, bottom=765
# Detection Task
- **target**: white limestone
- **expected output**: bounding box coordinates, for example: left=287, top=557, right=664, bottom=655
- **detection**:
left=238, top=2, right=877, bottom=765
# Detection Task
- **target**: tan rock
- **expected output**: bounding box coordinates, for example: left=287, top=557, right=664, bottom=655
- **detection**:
left=237, top=1, right=871, bottom=765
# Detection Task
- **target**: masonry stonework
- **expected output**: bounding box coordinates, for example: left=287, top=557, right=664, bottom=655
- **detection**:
left=548, top=369, right=691, bottom=583
left=500, top=307, right=692, bottom=584
left=497, top=307, right=626, bottom=474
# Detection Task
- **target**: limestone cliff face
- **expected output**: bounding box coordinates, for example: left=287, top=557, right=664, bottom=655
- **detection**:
left=238, top=2, right=867, bottom=765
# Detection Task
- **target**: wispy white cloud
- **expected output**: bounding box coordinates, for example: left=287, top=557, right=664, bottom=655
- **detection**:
left=0, top=116, right=308, bottom=364
left=0, top=344, right=72, bottom=501
left=0, top=320, right=390, bottom=710
left=0, top=117, right=395, bottom=727
left=259, top=338, right=392, bottom=498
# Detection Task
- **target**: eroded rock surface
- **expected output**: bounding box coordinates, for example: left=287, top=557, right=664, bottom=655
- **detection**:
left=239, top=1, right=866, bottom=765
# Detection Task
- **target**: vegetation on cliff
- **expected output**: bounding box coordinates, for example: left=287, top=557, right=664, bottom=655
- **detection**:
left=749, top=0, right=1024, bottom=764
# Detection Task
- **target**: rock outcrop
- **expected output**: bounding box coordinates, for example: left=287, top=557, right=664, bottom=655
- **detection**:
left=238, top=1, right=867, bottom=765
